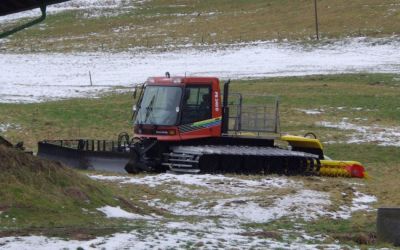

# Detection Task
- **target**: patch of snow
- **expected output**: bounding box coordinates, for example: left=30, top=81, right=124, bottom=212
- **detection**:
left=354, top=117, right=368, bottom=121
left=0, top=217, right=350, bottom=250
left=0, top=123, right=21, bottom=132
left=97, top=205, right=154, bottom=220
left=208, top=190, right=331, bottom=223
left=0, top=0, right=146, bottom=22
left=297, top=108, right=324, bottom=115
left=350, top=191, right=377, bottom=212
left=89, top=173, right=298, bottom=194
left=1, top=37, right=400, bottom=103
left=90, top=173, right=376, bottom=223
left=317, top=120, right=400, bottom=147
left=86, top=174, right=131, bottom=182
left=145, top=189, right=333, bottom=223
left=90, top=174, right=377, bottom=223
left=353, top=191, right=377, bottom=204
left=0, top=228, right=348, bottom=250
left=331, top=190, right=377, bottom=219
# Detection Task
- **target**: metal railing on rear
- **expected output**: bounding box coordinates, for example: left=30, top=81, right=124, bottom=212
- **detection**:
left=43, top=139, right=130, bottom=152
left=227, top=93, right=280, bottom=135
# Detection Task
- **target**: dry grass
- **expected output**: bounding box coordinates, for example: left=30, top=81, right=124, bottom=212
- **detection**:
left=368, top=162, right=400, bottom=206
left=2, top=0, right=400, bottom=52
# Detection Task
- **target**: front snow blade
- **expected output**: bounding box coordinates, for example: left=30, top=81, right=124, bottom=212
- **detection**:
left=38, top=140, right=131, bottom=173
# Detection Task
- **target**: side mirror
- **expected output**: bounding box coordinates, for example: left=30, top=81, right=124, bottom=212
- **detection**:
left=131, top=105, right=137, bottom=121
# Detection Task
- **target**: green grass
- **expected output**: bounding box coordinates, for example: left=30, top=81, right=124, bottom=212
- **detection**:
left=2, top=0, right=400, bottom=52
left=0, top=92, right=134, bottom=150
left=244, top=214, right=380, bottom=245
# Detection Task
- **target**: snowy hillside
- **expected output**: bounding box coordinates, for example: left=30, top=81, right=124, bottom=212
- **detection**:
left=1, top=38, right=399, bottom=103
left=0, top=174, right=376, bottom=249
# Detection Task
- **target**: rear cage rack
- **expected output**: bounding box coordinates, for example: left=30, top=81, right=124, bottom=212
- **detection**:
left=227, top=93, right=280, bottom=136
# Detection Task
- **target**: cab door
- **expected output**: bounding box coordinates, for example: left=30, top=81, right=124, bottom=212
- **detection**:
left=179, top=84, right=221, bottom=140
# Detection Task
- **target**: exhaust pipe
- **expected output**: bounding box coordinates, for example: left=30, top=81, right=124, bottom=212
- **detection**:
left=222, top=79, right=231, bottom=134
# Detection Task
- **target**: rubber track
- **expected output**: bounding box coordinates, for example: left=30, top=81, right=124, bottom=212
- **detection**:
left=163, top=145, right=320, bottom=175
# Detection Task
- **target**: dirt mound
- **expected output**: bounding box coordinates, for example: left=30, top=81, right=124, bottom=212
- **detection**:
left=0, top=144, right=64, bottom=171
left=0, top=145, right=115, bottom=220
left=0, top=145, right=89, bottom=195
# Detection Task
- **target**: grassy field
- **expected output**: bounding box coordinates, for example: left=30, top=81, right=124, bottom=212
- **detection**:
left=2, top=73, right=399, bottom=150
left=1, top=0, right=400, bottom=52
left=1, top=73, right=400, bottom=247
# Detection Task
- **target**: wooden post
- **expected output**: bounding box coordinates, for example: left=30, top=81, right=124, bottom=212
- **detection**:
left=314, top=0, right=320, bottom=40
left=89, top=71, right=93, bottom=86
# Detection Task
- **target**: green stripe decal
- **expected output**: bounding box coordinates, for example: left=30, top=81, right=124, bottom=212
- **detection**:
left=192, top=117, right=222, bottom=127
left=179, top=117, right=222, bottom=133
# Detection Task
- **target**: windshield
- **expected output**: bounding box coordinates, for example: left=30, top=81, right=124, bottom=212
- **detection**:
left=135, top=86, right=182, bottom=125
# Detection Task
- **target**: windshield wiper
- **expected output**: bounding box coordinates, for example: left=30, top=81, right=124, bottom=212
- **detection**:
left=143, top=95, right=156, bottom=124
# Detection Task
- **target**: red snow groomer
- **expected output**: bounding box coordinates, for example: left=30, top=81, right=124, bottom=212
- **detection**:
left=126, top=73, right=366, bottom=178
left=38, top=74, right=366, bottom=178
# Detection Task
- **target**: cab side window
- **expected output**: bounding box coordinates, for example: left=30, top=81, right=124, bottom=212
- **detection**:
left=181, top=85, right=212, bottom=124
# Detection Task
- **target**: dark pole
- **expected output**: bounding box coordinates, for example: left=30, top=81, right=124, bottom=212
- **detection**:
left=222, top=79, right=231, bottom=134
left=314, top=0, right=320, bottom=40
